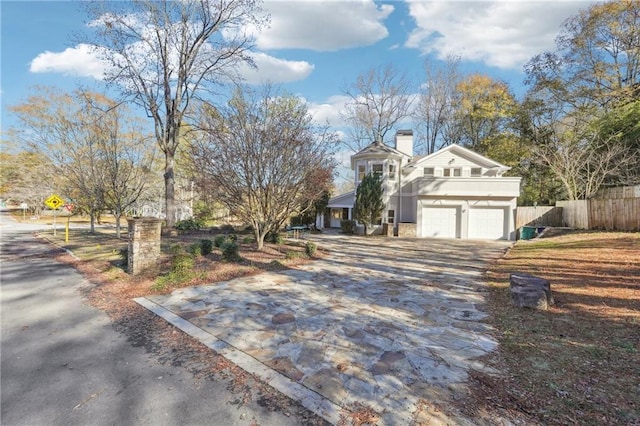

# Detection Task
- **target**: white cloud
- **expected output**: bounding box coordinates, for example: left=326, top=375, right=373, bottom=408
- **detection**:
left=405, top=0, right=591, bottom=70
left=239, top=52, right=314, bottom=84
left=254, top=0, right=394, bottom=51
left=29, top=44, right=106, bottom=79
left=306, top=94, right=350, bottom=126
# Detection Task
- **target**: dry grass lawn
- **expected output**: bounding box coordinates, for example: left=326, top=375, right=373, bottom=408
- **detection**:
left=468, top=230, right=640, bottom=425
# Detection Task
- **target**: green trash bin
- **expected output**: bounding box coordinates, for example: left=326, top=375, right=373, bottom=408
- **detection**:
left=520, top=226, right=536, bottom=240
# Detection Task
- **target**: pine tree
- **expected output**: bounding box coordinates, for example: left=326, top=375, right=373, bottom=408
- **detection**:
left=353, top=173, right=384, bottom=235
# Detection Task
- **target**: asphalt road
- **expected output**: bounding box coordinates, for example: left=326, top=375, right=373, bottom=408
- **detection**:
left=0, top=212, right=307, bottom=426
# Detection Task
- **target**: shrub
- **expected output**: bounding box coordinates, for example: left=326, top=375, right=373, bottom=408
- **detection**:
left=188, top=243, right=202, bottom=257
left=340, top=219, right=356, bottom=235
left=175, top=217, right=205, bottom=231
left=172, top=252, right=195, bottom=272
left=214, top=235, right=227, bottom=248
left=285, top=250, right=303, bottom=260
left=228, top=233, right=238, bottom=242
left=220, top=224, right=235, bottom=233
left=305, top=241, right=317, bottom=257
left=118, top=247, right=128, bottom=267
left=241, top=236, right=254, bottom=244
left=169, top=243, right=184, bottom=254
left=152, top=252, right=195, bottom=291
left=265, top=231, right=283, bottom=244
left=220, top=240, right=240, bottom=262
left=201, top=239, right=213, bottom=255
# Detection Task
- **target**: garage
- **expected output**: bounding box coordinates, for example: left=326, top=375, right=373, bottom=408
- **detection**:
left=468, top=207, right=506, bottom=240
left=422, top=207, right=458, bottom=238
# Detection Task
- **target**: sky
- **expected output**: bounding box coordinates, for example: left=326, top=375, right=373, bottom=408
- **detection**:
left=1, top=0, right=594, bottom=164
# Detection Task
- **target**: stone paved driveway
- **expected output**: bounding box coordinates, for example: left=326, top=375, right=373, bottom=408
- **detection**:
left=136, top=234, right=512, bottom=425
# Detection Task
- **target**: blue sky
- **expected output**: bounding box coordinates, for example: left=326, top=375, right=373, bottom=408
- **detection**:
left=1, top=0, right=593, bottom=147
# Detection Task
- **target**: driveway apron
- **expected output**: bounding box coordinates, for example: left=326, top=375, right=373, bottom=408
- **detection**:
left=137, top=234, right=512, bottom=424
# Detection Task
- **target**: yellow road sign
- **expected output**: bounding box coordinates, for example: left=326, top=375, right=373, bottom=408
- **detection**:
left=44, top=194, right=64, bottom=210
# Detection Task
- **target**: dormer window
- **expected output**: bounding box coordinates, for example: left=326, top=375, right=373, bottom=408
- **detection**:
left=444, top=168, right=461, bottom=177
left=471, top=167, right=482, bottom=177
left=423, top=167, right=435, bottom=177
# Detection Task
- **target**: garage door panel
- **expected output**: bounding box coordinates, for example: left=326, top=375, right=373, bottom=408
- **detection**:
left=422, top=207, right=458, bottom=238
left=468, top=208, right=505, bottom=240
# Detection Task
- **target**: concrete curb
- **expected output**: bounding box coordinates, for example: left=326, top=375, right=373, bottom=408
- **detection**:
left=134, top=297, right=344, bottom=425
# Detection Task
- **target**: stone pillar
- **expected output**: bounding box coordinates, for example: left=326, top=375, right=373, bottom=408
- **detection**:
left=127, top=218, right=163, bottom=275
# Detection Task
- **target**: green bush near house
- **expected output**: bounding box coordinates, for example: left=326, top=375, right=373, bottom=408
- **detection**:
left=340, top=219, right=356, bottom=235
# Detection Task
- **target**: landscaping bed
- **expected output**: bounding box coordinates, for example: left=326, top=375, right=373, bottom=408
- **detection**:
left=466, top=231, right=640, bottom=425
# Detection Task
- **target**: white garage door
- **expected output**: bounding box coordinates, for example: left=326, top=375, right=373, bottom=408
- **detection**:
left=422, top=207, right=458, bottom=238
left=468, top=208, right=506, bottom=240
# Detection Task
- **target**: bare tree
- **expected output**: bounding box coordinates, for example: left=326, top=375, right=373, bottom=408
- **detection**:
left=534, top=115, right=638, bottom=200
left=413, top=55, right=461, bottom=154
left=84, top=0, right=267, bottom=229
left=190, top=85, right=337, bottom=250
left=10, top=88, right=157, bottom=236
left=82, top=93, right=158, bottom=238
left=341, top=63, right=413, bottom=152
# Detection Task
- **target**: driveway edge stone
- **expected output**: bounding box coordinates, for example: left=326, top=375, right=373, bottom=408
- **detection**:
left=134, top=297, right=343, bottom=425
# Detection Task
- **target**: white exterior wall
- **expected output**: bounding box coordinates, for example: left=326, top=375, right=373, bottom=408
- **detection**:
left=412, top=177, right=522, bottom=198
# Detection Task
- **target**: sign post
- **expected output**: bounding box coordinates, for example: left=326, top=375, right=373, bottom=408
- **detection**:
left=20, top=202, right=28, bottom=221
left=64, top=204, right=74, bottom=243
left=44, top=194, right=64, bottom=237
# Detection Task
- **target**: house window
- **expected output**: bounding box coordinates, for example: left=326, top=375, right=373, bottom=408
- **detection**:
left=388, top=164, right=396, bottom=180
left=444, top=168, right=461, bottom=177
left=471, top=167, right=482, bottom=177
left=423, top=167, right=435, bottom=177
left=342, top=208, right=350, bottom=220
left=372, top=164, right=383, bottom=179
left=358, top=165, right=365, bottom=181
left=387, top=209, right=395, bottom=224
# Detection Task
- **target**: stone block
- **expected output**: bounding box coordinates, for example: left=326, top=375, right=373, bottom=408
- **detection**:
left=510, top=273, right=553, bottom=310
left=397, top=223, right=416, bottom=238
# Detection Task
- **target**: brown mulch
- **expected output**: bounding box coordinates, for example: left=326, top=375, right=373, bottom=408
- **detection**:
left=46, top=233, right=330, bottom=426
left=460, top=231, right=640, bottom=426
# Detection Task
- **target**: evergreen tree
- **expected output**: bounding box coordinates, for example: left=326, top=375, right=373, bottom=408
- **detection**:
left=353, top=173, right=384, bottom=235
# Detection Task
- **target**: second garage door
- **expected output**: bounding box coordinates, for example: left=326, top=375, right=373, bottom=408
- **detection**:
left=422, top=206, right=458, bottom=238
left=468, top=207, right=506, bottom=240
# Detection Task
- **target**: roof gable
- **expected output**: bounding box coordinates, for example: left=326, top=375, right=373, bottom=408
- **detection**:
left=406, top=144, right=509, bottom=171
left=350, top=140, right=411, bottom=169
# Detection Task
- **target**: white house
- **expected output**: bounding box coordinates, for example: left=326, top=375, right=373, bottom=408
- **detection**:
left=319, top=130, right=522, bottom=240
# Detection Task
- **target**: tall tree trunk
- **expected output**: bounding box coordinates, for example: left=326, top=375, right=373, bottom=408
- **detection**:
left=90, top=209, right=96, bottom=234
left=115, top=212, right=121, bottom=239
left=164, top=152, right=176, bottom=230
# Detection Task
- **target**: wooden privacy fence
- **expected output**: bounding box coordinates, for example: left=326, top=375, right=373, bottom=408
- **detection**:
left=558, top=199, right=640, bottom=231
left=515, top=206, right=563, bottom=229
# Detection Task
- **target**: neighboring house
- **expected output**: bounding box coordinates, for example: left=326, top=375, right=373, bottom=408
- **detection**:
left=319, top=130, right=522, bottom=240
